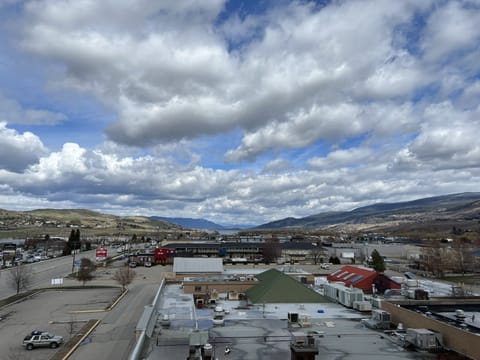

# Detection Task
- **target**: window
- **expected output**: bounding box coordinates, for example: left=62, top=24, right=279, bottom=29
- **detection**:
left=194, top=286, right=202, bottom=292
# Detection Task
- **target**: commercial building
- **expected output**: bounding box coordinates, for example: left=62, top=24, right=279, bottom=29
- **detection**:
left=327, top=265, right=401, bottom=294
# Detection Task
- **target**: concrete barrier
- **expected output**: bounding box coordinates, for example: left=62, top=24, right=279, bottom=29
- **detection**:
left=129, top=279, right=165, bottom=360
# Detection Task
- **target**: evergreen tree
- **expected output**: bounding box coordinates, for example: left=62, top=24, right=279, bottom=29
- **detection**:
left=74, top=229, right=81, bottom=250
left=370, top=249, right=386, bottom=273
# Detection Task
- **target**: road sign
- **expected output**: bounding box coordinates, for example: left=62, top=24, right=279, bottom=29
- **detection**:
left=96, top=247, right=107, bottom=261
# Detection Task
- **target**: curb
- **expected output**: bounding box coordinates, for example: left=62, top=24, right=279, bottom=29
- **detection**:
left=68, top=288, right=128, bottom=314
left=50, top=319, right=101, bottom=360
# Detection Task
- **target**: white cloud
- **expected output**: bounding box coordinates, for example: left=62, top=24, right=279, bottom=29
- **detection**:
left=0, top=122, right=47, bottom=172
left=408, top=104, right=480, bottom=169
left=1, top=0, right=480, bottom=224
left=421, top=1, right=480, bottom=62
left=14, top=0, right=436, bottom=155
left=308, top=147, right=373, bottom=170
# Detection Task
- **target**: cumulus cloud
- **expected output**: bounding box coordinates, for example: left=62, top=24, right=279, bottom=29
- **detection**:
left=1, top=0, right=480, bottom=224
left=0, top=122, right=47, bottom=172
left=13, top=0, right=439, bottom=154
left=421, top=1, right=480, bottom=62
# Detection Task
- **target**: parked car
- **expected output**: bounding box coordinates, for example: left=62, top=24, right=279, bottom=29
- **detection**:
left=23, top=331, right=63, bottom=350
left=144, top=261, right=152, bottom=267
left=320, top=263, right=330, bottom=269
left=128, top=261, right=137, bottom=268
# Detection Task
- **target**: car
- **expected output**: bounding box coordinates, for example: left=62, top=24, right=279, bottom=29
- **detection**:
left=144, top=261, right=152, bottom=267
left=128, top=261, right=137, bottom=268
left=23, top=331, right=63, bottom=350
left=320, top=263, right=330, bottom=269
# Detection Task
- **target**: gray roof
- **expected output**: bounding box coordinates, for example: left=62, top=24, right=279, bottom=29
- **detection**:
left=173, top=257, right=223, bottom=273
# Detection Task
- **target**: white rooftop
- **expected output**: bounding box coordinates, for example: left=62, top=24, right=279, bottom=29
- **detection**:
left=173, top=257, right=223, bottom=273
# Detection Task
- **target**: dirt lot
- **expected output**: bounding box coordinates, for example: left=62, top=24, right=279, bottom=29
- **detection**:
left=0, top=288, right=120, bottom=360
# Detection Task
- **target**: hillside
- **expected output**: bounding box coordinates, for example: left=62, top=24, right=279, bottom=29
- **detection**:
left=150, top=216, right=225, bottom=230
left=256, top=192, right=480, bottom=235
left=0, top=208, right=179, bottom=238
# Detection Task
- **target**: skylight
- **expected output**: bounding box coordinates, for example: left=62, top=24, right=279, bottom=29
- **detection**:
left=350, top=275, right=364, bottom=283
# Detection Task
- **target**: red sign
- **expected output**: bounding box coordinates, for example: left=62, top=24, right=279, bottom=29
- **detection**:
left=96, top=247, right=107, bottom=260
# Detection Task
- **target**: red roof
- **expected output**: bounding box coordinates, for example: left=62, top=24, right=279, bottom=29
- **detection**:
left=326, top=265, right=401, bottom=293
left=327, top=265, right=378, bottom=292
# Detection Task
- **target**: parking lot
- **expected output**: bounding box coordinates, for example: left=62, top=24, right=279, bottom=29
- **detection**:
left=0, top=288, right=120, bottom=360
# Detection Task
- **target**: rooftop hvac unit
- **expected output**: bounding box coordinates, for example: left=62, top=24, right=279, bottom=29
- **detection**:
left=372, top=309, right=391, bottom=322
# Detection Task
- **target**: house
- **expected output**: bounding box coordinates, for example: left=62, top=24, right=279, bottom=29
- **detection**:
left=327, top=265, right=401, bottom=294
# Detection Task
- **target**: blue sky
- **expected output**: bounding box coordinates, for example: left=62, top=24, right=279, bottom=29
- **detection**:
left=0, top=0, right=479, bottom=226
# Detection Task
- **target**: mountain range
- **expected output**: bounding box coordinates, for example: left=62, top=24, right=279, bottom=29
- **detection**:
left=255, top=192, right=480, bottom=234
left=1, top=193, right=479, bottom=237
left=149, top=216, right=252, bottom=230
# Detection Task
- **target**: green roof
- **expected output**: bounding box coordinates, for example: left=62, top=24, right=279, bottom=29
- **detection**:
left=245, top=268, right=329, bottom=304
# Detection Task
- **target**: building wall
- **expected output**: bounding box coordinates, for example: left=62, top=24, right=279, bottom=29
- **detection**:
left=381, top=301, right=480, bottom=360
left=182, top=280, right=257, bottom=294
left=174, top=272, right=223, bottom=281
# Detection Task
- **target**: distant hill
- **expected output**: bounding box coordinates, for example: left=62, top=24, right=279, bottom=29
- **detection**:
left=0, top=208, right=179, bottom=238
left=255, top=192, right=480, bottom=233
left=149, top=216, right=253, bottom=230
left=150, top=216, right=226, bottom=230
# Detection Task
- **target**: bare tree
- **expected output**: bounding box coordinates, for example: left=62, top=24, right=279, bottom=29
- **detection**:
left=450, top=238, right=475, bottom=275
left=309, top=245, right=325, bottom=265
left=421, top=240, right=449, bottom=277
left=8, top=264, right=33, bottom=294
left=113, top=266, right=136, bottom=291
left=262, top=237, right=282, bottom=264
left=77, top=258, right=96, bottom=285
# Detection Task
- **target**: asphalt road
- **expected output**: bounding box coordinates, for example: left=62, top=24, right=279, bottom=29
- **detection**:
left=0, top=248, right=109, bottom=300
left=0, top=287, right=120, bottom=360
left=0, top=252, right=169, bottom=360
left=69, top=281, right=160, bottom=360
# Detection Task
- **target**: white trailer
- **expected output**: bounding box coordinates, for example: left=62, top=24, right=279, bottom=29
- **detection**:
left=323, top=282, right=364, bottom=308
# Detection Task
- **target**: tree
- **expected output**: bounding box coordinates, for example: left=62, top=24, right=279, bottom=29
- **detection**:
left=113, top=266, right=136, bottom=291
left=77, top=258, right=96, bottom=285
left=329, top=256, right=341, bottom=264
left=8, top=264, right=33, bottom=294
left=63, top=230, right=74, bottom=256
left=262, top=237, right=282, bottom=263
left=370, top=249, right=386, bottom=273
left=421, top=239, right=449, bottom=277
left=448, top=238, right=475, bottom=275
left=309, top=245, right=324, bottom=265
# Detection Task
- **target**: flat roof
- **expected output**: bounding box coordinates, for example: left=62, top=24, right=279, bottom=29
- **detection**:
left=173, top=257, right=223, bottom=273
left=145, top=284, right=463, bottom=360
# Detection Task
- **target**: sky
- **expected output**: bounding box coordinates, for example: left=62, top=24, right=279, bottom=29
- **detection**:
left=0, top=0, right=479, bottom=226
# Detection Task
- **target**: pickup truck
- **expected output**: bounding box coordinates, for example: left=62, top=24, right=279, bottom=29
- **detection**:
left=23, top=331, right=64, bottom=350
